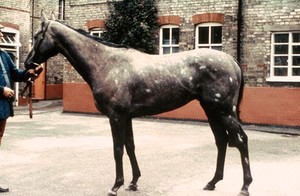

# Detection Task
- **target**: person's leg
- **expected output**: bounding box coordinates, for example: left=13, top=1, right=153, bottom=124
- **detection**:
left=0, top=119, right=9, bottom=193
left=0, top=119, right=7, bottom=146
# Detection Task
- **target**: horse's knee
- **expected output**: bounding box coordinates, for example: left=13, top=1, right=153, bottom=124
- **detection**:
left=221, top=116, right=247, bottom=148
left=228, top=132, right=249, bottom=149
left=114, top=147, right=124, bottom=161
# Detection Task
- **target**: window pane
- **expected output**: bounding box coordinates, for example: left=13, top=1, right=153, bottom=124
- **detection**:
left=293, top=56, right=300, bottom=66
left=171, top=28, right=179, bottom=44
left=162, top=28, right=170, bottom=45
left=198, top=46, right=209, bottom=49
left=211, top=46, right=222, bottom=51
left=293, top=68, right=300, bottom=76
left=275, top=34, right=289, bottom=43
left=274, top=68, right=288, bottom=76
left=163, top=47, right=170, bottom=54
left=292, top=46, right=300, bottom=54
left=292, top=33, right=300, bottom=43
left=275, top=45, right=288, bottom=54
left=274, top=56, right=288, bottom=66
left=211, top=26, right=222, bottom=44
left=172, top=47, right=179, bottom=53
left=198, top=27, right=209, bottom=44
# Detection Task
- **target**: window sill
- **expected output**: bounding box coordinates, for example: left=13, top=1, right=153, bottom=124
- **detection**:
left=266, top=77, right=300, bottom=82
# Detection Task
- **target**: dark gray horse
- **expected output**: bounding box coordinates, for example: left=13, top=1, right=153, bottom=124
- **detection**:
left=25, top=12, right=252, bottom=196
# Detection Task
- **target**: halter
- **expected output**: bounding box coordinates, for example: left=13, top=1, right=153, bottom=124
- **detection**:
left=32, top=21, right=51, bottom=60
left=27, top=20, right=51, bottom=70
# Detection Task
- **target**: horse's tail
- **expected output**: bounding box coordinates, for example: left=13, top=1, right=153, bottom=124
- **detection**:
left=236, top=60, right=244, bottom=123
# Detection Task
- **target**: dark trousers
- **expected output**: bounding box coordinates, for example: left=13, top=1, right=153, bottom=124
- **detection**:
left=0, top=119, right=7, bottom=146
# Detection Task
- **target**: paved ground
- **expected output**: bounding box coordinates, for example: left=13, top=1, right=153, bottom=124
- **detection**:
left=0, top=100, right=299, bottom=196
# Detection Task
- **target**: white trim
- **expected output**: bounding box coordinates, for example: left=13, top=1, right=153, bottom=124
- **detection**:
left=90, top=30, right=103, bottom=38
left=269, top=32, right=300, bottom=82
left=159, top=25, right=179, bottom=55
left=195, top=22, right=222, bottom=50
left=58, top=0, right=65, bottom=20
left=266, top=77, right=300, bottom=82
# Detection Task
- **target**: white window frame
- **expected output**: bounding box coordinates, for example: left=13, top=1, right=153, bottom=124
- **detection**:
left=159, top=25, right=180, bottom=55
left=58, top=0, right=65, bottom=21
left=90, top=30, right=103, bottom=38
left=267, top=32, right=300, bottom=82
left=195, top=22, right=222, bottom=51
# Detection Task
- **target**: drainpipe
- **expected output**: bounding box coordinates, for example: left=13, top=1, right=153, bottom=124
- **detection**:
left=31, top=0, right=35, bottom=41
left=237, top=0, right=243, bottom=63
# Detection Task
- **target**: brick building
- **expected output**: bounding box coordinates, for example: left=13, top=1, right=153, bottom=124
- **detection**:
left=1, top=0, right=300, bottom=126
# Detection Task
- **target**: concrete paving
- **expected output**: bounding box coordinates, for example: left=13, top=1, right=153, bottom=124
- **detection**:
left=0, top=100, right=299, bottom=196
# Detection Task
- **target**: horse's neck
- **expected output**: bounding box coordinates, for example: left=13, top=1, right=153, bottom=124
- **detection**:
left=55, top=24, right=109, bottom=86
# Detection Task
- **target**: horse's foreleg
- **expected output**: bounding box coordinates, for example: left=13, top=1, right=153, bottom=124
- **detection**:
left=124, top=119, right=141, bottom=191
left=108, top=117, right=126, bottom=196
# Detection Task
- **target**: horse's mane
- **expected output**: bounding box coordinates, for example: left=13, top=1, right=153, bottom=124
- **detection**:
left=55, top=20, right=129, bottom=49
left=75, top=29, right=129, bottom=49
left=74, top=29, right=129, bottom=48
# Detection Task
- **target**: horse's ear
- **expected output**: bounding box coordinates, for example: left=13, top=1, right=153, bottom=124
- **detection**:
left=41, top=10, right=48, bottom=22
left=51, top=11, right=56, bottom=20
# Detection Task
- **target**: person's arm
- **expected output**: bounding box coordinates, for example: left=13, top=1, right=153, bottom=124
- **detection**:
left=3, top=52, right=37, bottom=82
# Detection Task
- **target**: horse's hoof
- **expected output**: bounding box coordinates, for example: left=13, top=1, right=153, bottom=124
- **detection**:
left=238, top=190, right=250, bottom=196
left=203, top=183, right=215, bottom=191
left=107, top=190, right=117, bottom=196
left=126, top=183, right=138, bottom=191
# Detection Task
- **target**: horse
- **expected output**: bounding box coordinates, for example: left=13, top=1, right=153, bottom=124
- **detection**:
left=25, top=11, right=252, bottom=196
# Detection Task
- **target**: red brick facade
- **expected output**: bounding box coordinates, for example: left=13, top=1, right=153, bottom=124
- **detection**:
left=85, top=19, right=105, bottom=30
left=158, top=15, right=181, bottom=26
left=192, top=13, right=224, bottom=24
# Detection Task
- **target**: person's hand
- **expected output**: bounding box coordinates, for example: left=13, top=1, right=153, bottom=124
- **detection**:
left=26, top=69, right=38, bottom=79
left=34, top=64, right=43, bottom=75
left=25, top=64, right=43, bottom=81
left=3, top=87, right=14, bottom=99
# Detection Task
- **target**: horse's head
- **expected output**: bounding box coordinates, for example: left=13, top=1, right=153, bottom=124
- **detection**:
left=25, top=11, right=59, bottom=70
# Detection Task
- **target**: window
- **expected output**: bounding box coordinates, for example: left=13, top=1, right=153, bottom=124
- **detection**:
left=268, top=32, right=300, bottom=82
left=195, top=23, right=222, bottom=51
left=90, top=30, right=103, bottom=38
left=159, top=25, right=179, bottom=55
left=58, top=0, right=65, bottom=20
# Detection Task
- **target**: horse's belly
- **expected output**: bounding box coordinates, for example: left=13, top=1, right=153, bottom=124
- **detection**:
left=130, top=94, right=194, bottom=117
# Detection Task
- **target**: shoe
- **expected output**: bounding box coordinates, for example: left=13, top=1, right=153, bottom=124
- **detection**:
left=0, top=187, right=9, bottom=193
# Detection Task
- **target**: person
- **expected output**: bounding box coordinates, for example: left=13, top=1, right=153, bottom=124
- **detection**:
left=0, top=24, right=39, bottom=193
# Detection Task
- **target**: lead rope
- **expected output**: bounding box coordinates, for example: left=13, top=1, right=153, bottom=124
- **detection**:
left=20, top=78, right=34, bottom=118
left=20, top=63, right=44, bottom=119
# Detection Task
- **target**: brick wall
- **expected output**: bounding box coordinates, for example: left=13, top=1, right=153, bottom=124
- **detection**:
left=242, top=0, right=300, bottom=87
left=62, top=0, right=240, bottom=83
left=157, top=0, right=239, bottom=56
left=2, top=0, right=300, bottom=88
left=60, top=0, right=300, bottom=88
left=0, top=0, right=30, bottom=68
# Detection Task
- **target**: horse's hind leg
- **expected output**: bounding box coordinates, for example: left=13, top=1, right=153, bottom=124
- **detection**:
left=202, top=105, right=228, bottom=191
left=124, top=119, right=141, bottom=191
left=218, top=111, right=252, bottom=195
left=224, top=117, right=253, bottom=196
left=202, top=102, right=252, bottom=195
